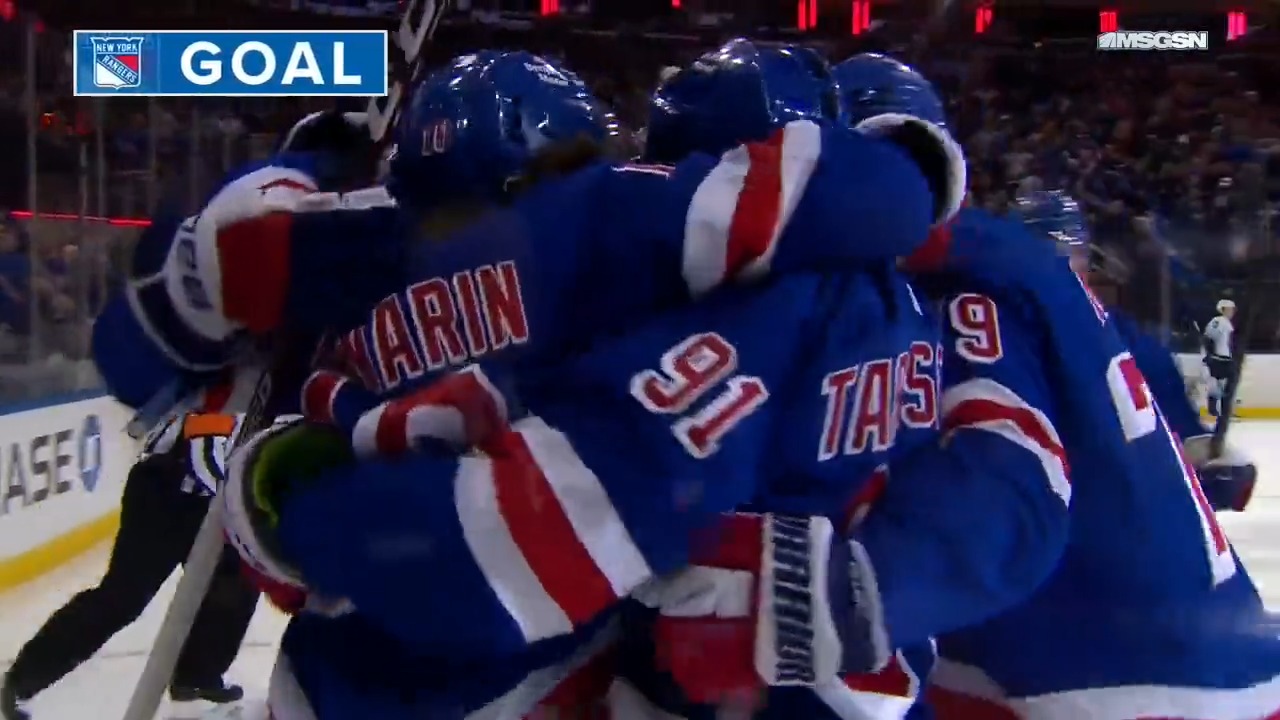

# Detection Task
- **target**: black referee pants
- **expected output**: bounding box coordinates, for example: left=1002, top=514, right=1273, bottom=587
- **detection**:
left=7, top=453, right=260, bottom=699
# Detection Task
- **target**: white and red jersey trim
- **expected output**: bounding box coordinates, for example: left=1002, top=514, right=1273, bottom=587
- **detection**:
left=941, top=378, right=1071, bottom=506
left=815, top=650, right=925, bottom=720
left=681, top=120, right=821, bottom=296
left=456, top=416, right=654, bottom=643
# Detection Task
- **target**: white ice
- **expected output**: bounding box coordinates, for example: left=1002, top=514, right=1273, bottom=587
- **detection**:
left=5, top=422, right=1280, bottom=719
left=0, top=542, right=288, bottom=719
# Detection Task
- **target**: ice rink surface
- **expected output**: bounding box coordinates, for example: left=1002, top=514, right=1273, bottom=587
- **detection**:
left=3, top=422, right=1280, bottom=718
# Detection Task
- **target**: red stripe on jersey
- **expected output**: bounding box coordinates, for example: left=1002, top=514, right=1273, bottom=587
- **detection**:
left=723, top=131, right=784, bottom=278
left=903, top=223, right=954, bottom=272
left=200, top=374, right=233, bottom=412
left=843, top=653, right=914, bottom=697
left=842, top=464, right=889, bottom=533
left=946, top=397, right=1069, bottom=478
left=528, top=645, right=616, bottom=720
left=301, top=370, right=344, bottom=424
left=218, top=212, right=293, bottom=334
left=374, top=399, right=412, bottom=456
left=438, top=370, right=506, bottom=446
left=490, top=431, right=618, bottom=626
left=1175, top=440, right=1230, bottom=554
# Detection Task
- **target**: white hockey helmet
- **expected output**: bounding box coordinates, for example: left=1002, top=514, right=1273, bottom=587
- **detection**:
left=1217, top=299, right=1237, bottom=314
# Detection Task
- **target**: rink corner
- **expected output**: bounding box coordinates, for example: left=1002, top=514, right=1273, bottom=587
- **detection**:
left=0, top=512, right=121, bottom=592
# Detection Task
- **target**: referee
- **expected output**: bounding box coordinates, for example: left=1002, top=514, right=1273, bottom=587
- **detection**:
left=1, top=412, right=260, bottom=720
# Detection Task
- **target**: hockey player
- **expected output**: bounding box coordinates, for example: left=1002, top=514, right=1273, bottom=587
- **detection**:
left=828, top=53, right=1280, bottom=720
left=85, top=45, right=963, bottom=719
left=93, top=108, right=378, bottom=417
left=1204, top=298, right=1237, bottom=418
left=94, top=47, right=962, bottom=421
left=1016, top=191, right=1256, bottom=513
left=588, top=53, right=1074, bottom=720
left=227, top=47, right=1073, bottom=720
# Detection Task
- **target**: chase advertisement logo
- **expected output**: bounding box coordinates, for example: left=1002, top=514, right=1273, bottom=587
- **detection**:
left=0, top=413, right=107, bottom=514
left=79, top=414, right=102, bottom=493
left=73, top=30, right=388, bottom=97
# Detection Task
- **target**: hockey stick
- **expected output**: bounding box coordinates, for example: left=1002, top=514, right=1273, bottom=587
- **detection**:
left=121, top=4, right=450, bottom=719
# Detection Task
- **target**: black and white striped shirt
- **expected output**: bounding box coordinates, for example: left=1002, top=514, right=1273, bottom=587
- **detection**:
left=140, top=413, right=245, bottom=496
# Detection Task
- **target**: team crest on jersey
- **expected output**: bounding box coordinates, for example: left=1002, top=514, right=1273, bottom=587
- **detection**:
left=89, top=36, right=143, bottom=89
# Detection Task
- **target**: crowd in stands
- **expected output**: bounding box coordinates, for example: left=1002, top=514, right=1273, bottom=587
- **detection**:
left=0, top=7, right=1276, bottom=404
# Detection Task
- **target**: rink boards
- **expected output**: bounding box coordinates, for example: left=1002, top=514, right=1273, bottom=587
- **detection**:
left=0, top=393, right=135, bottom=591
left=1176, top=353, right=1280, bottom=419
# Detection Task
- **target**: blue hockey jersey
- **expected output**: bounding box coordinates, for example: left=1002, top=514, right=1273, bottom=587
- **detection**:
left=268, top=257, right=1072, bottom=720
left=91, top=122, right=944, bottom=720
left=1110, top=307, right=1207, bottom=442
left=915, top=209, right=1280, bottom=720
left=96, top=120, right=935, bottom=418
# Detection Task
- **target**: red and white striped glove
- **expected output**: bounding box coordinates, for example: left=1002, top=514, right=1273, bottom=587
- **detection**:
left=637, top=513, right=891, bottom=705
left=300, top=363, right=512, bottom=457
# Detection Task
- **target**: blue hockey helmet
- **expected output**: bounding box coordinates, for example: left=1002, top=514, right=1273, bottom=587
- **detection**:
left=389, top=51, right=618, bottom=209
left=1013, top=190, right=1090, bottom=249
left=644, top=39, right=840, bottom=164
left=832, top=53, right=947, bottom=129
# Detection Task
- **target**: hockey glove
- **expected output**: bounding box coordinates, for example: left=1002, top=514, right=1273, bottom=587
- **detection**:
left=222, top=417, right=356, bottom=615
left=854, top=114, right=966, bottom=227
left=637, top=513, right=890, bottom=705
left=301, top=364, right=515, bottom=458
left=1182, top=434, right=1258, bottom=512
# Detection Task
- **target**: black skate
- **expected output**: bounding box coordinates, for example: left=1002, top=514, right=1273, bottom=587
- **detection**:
left=168, top=680, right=244, bottom=704
left=0, top=673, right=29, bottom=720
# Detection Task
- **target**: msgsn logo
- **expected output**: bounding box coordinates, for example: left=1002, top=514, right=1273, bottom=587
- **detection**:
left=72, top=30, right=388, bottom=97
left=1097, top=31, right=1209, bottom=51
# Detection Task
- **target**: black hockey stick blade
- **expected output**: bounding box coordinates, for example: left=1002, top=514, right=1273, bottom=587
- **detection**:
left=366, top=0, right=452, bottom=147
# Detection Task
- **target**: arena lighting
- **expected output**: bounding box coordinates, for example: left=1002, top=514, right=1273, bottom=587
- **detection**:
left=797, top=0, right=818, bottom=30
left=9, top=210, right=151, bottom=228
left=974, top=5, right=993, bottom=34
left=1099, top=9, right=1119, bottom=33
left=851, top=0, right=871, bottom=34
left=540, top=0, right=558, bottom=16
left=1228, top=11, right=1247, bottom=40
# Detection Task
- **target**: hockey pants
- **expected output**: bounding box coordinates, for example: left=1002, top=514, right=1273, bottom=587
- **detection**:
left=6, top=453, right=259, bottom=699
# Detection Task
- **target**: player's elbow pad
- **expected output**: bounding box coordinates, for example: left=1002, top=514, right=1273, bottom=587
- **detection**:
left=855, top=114, right=966, bottom=226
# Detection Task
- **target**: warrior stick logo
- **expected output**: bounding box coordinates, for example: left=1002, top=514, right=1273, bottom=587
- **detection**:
left=90, top=36, right=144, bottom=88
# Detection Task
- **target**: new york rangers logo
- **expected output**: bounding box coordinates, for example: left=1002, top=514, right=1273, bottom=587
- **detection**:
left=90, top=36, right=143, bottom=89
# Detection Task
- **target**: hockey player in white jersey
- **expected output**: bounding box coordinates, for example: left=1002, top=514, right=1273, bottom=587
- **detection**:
left=1203, top=298, right=1236, bottom=418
